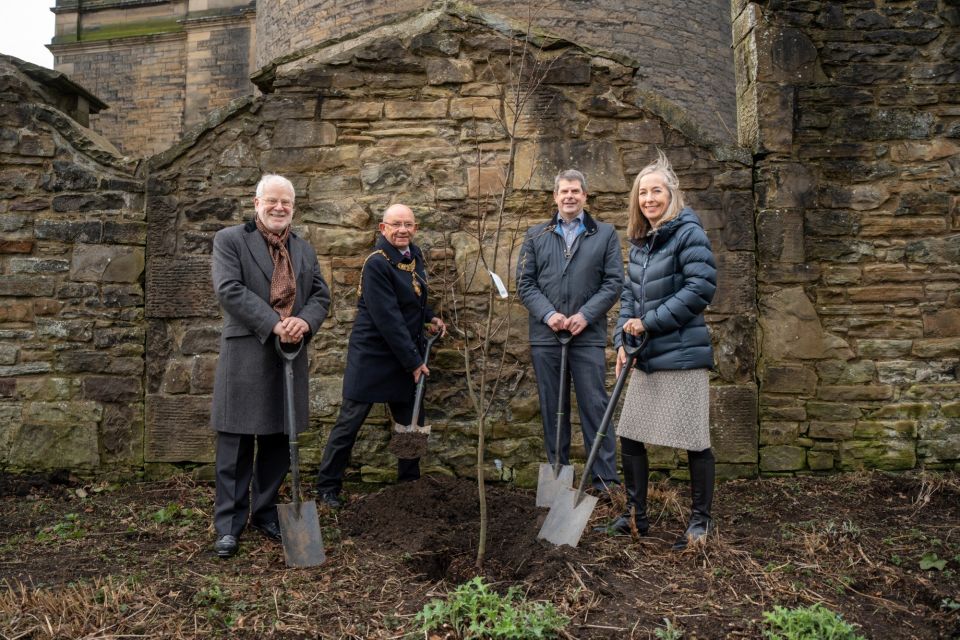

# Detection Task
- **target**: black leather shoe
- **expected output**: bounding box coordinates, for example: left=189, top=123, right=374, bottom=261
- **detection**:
left=251, top=520, right=282, bottom=542
left=214, top=534, right=238, bottom=558
left=318, top=492, right=342, bottom=509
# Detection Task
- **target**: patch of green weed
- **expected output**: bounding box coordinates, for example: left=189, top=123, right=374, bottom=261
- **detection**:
left=655, top=617, right=684, bottom=640
left=415, top=576, right=568, bottom=639
left=763, top=603, right=865, bottom=640
left=36, top=513, right=83, bottom=542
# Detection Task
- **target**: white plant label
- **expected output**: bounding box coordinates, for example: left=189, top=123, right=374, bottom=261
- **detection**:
left=489, top=271, right=508, bottom=298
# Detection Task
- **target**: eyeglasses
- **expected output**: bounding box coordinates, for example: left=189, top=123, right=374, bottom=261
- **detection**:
left=260, top=197, right=294, bottom=208
left=382, top=221, right=417, bottom=230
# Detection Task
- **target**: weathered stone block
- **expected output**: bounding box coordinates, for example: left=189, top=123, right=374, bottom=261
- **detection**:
left=145, top=257, right=218, bottom=319
left=757, top=209, right=804, bottom=262
left=384, top=99, right=447, bottom=119
left=756, top=163, right=816, bottom=209
left=34, top=220, right=102, bottom=243
left=426, top=58, right=474, bottom=84
left=190, top=356, right=217, bottom=394
left=807, top=450, right=834, bottom=470
left=184, top=198, right=239, bottom=222
left=162, top=359, right=191, bottom=395
left=709, top=251, right=757, bottom=315
left=82, top=376, right=142, bottom=403
left=617, top=120, right=664, bottom=144
left=51, top=193, right=126, bottom=212
left=40, top=160, right=98, bottom=192
left=0, top=301, right=33, bottom=322
left=854, top=420, right=917, bottom=439
left=913, top=338, right=960, bottom=358
left=0, top=344, right=17, bottom=366
left=838, top=439, right=916, bottom=470
left=181, top=327, right=221, bottom=354
left=760, top=287, right=853, bottom=361
left=71, top=244, right=145, bottom=283
left=145, top=395, right=214, bottom=462
left=450, top=97, right=500, bottom=120
left=22, top=400, right=101, bottom=427
left=760, top=445, right=805, bottom=471
left=818, top=385, right=893, bottom=402
left=0, top=239, right=34, bottom=254
left=260, top=96, right=318, bottom=121
left=514, top=139, right=627, bottom=192
left=308, top=228, right=376, bottom=257
left=760, top=421, right=799, bottom=445
left=808, top=421, right=855, bottom=440
left=320, top=99, right=382, bottom=120
left=0, top=275, right=55, bottom=297
left=0, top=362, right=52, bottom=377
left=15, top=377, right=75, bottom=402
left=261, top=145, right=361, bottom=172
left=7, top=423, right=99, bottom=470
left=101, top=402, right=143, bottom=464
left=272, top=121, right=337, bottom=148
left=10, top=258, right=69, bottom=274
left=542, top=53, right=592, bottom=85
left=467, top=166, right=505, bottom=198
left=710, top=384, right=758, bottom=464
left=762, top=364, right=817, bottom=394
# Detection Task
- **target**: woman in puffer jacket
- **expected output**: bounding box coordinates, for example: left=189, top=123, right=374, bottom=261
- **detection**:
left=607, top=150, right=717, bottom=550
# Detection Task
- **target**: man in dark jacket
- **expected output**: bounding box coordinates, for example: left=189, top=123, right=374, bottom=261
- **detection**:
left=210, top=174, right=331, bottom=558
left=517, top=169, right=624, bottom=493
left=316, top=204, right=445, bottom=508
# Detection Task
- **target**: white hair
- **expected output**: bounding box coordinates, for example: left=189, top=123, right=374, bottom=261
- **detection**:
left=255, top=174, right=295, bottom=198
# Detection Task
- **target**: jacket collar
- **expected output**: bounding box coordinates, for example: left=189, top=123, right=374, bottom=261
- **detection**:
left=243, top=218, right=303, bottom=281
left=630, top=207, right=700, bottom=248
left=549, top=209, right=598, bottom=235
left=376, top=235, right=420, bottom=265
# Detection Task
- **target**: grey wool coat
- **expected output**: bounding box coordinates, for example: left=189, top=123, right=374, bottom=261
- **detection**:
left=209, top=221, right=330, bottom=435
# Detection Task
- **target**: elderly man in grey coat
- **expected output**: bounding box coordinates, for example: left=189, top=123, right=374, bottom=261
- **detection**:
left=517, top=169, right=623, bottom=495
left=209, top=174, right=330, bottom=558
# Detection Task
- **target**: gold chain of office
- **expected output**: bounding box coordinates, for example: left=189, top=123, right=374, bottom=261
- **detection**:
left=357, top=250, right=421, bottom=298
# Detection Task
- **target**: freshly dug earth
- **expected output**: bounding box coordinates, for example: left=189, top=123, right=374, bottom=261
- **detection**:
left=0, top=470, right=958, bottom=639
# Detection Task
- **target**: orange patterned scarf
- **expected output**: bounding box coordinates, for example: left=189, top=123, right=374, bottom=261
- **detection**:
left=255, top=216, right=296, bottom=318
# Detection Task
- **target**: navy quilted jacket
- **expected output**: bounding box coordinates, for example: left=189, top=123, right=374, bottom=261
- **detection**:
left=615, top=208, right=716, bottom=372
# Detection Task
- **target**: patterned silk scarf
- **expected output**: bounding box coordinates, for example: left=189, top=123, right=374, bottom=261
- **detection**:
left=254, top=216, right=297, bottom=318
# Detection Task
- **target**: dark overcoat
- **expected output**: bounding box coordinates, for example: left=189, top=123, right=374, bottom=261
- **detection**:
left=516, top=210, right=623, bottom=347
left=342, top=236, right=434, bottom=403
left=614, top=207, right=716, bottom=372
left=210, top=221, right=330, bottom=434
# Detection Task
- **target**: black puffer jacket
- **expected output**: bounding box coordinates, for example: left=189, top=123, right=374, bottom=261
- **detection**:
left=615, top=208, right=716, bottom=372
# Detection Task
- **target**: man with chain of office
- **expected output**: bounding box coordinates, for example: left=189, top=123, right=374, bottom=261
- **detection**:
left=316, top=204, right=445, bottom=508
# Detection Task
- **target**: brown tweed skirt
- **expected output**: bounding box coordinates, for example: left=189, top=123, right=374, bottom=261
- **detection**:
left=616, top=368, right=711, bottom=451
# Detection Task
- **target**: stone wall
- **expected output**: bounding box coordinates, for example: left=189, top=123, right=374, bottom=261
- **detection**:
left=144, top=6, right=755, bottom=484
left=0, top=57, right=146, bottom=472
left=734, top=0, right=960, bottom=472
left=49, top=0, right=737, bottom=157
left=255, top=0, right=738, bottom=144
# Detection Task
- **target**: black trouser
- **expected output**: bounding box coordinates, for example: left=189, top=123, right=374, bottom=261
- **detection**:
left=316, top=397, right=421, bottom=495
left=214, top=431, right=289, bottom=537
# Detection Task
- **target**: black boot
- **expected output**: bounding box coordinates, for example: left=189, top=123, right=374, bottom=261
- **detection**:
left=673, top=448, right=715, bottom=550
left=608, top=451, right=649, bottom=536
